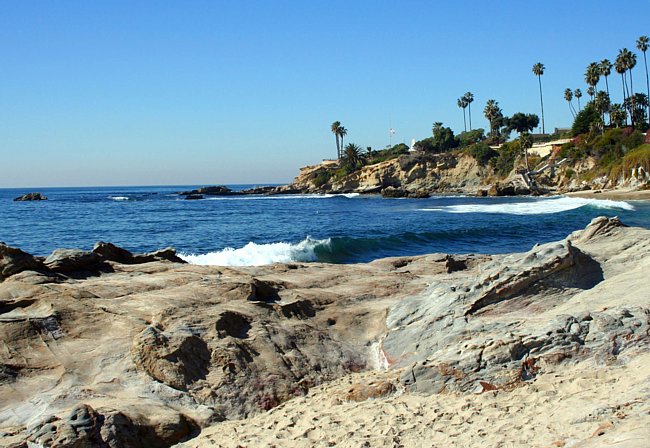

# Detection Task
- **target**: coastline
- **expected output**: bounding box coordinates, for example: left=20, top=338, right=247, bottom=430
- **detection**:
left=564, top=188, right=650, bottom=201
left=2, top=217, right=650, bottom=447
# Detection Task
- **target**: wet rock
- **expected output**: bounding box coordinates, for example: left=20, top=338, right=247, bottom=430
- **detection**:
left=184, top=194, right=203, bottom=200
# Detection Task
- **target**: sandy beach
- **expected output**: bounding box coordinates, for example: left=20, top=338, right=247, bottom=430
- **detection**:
left=564, top=189, right=650, bottom=201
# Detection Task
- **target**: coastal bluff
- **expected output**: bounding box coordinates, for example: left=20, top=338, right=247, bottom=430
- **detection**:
left=1, top=217, right=649, bottom=447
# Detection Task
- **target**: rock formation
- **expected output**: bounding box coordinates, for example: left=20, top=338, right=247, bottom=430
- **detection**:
left=13, top=192, right=47, bottom=201
left=1, top=217, right=649, bottom=447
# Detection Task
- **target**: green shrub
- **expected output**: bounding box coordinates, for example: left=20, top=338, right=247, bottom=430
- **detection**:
left=609, top=144, right=650, bottom=180
left=468, top=142, right=498, bottom=166
left=312, top=171, right=332, bottom=188
left=572, top=103, right=600, bottom=136
left=565, top=168, right=576, bottom=179
left=491, top=141, right=521, bottom=177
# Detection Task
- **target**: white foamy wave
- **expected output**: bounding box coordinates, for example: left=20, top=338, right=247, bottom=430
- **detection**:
left=205, top=193, right=360, bottom=201
left=109, top=196, right=129, bottom=201
left=419, top=197, right=635, bottom=215
left=180, top=237, right=329, bottom=266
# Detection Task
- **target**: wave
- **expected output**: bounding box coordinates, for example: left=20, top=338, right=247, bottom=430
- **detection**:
left=418, top=197, right=635, bottom=215
left=180, top=237, right=330, bottom=266
left=108, top=196, right=130, bottom=201
left=204, top=193, right=361, bottom=201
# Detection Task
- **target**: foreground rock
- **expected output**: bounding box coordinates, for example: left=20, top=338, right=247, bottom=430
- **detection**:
left=1, top=217, right=649, bottom=447
left=13, top=192, right=47, bottom=201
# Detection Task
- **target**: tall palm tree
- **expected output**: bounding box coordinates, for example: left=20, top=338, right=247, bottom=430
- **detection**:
left=483, top=99, right=501, bottom=136
left=564, top=88, right=576, bottom=118
left=585, top=62, right=600, bottom=100
left=331, top=121, right=341, bottom=159
left=457, top=97, right=468, bottom=132
left=599, top=59, right=612, bottom=99
left=337, top=126, right=348, bottom=155
left=464, top=92, right=474, bottom=130
left=621, top=48, right=637, bottom=126
left=574, top=88, right=583, bottom=111
left=638, top=35, right=650, bottom=120
left=532, top=62, right=546, bottom=134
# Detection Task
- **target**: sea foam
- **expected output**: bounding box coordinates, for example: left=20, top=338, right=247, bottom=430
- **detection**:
left=180, top=236, right=329, bottom=266
left=109, top=196, right=130, bottom=201
left=419, top=196, right=635, bottom=215
left=204, top=193, right=360, bottom=201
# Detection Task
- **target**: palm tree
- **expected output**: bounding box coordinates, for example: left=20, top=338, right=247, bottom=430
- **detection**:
left=638, top=35, right=650, bottom=120
left=574, top=88, right=583, bottom=111
left=457, top=97, right=468, bottom=132
left=621, top=48, right=638, bottom=126
left=337, top=126, right=348, bottom=155
left=508, top=113, right=539, bottom=172
left=483, top=99, right=501, bottom=137
left=585, top=62, right=600, bottom=100
left=532, top=62, right=546, bottom=134
left=564, top=88, right=576, bottom=118
left=464, top=92, right=474, bottom=130
left=595, top=91, right=611, bottom=131
left=599, top=59, right=612, bottom=99
left=331, top=121, right=341, bottom=159
left=587, top=86, right=596, bottom=101
left=609, top=103, right=627, bottom=128
left=343, top=143, right=363, bottom=171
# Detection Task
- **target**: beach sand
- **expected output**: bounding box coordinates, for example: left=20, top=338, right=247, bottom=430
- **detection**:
left=564, top=189, right=650, bottom=201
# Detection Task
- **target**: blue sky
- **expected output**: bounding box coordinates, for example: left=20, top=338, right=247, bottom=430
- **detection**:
left=1, top=1, right=649, bottom=187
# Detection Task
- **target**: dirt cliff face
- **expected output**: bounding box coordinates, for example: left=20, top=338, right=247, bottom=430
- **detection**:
left=290, top=153, right=493, bottom=195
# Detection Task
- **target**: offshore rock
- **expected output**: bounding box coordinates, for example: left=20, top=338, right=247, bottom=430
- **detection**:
left=13, top=192, right=47, bottom=201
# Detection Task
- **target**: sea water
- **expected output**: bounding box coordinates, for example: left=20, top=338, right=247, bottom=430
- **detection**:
left=1, top=185, right=649, bottom=265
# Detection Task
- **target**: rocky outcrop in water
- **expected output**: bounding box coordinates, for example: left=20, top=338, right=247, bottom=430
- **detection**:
left=13, top=192, right=47, bottom=201
left=1, top=217, right=649, bottom=447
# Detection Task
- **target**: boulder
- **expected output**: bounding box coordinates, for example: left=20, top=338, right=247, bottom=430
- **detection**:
left=93, top=242, right=135, bottom=264
left=0, top=243, right=46, bottom=281
left=132, top=247, right=186, bottom=264
left=381, top=187, right=430, bottom=198
left=487, top=182, right=530, bottom=196
left=13, top=192, right=47, bottom=201
left=44, top=249, right=101, bottom=273
left=184, top=194, right=203, bottom=200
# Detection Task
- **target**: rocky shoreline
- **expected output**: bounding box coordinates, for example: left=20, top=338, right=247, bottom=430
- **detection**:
left=1, top=216, right=649, bottom=447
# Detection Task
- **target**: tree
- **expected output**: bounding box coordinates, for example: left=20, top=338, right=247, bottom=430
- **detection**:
left=343, top=143, right=363, bottom=171
left=587, top=86, right=596, bottom=100
left=331, top=121, right=342, bottom=159
left=572, top=102, right=600, bottom=136
left=637, top=36, right=649, bottom=121
left=564, top=88, right=576, bottom=118
left=619, top=48, right=637, bottom=126
left=599, top=59, right=613, bottom=99
left=624, top=93, right=649, bottom=129
left=483, top=99, right=502, bottom=137
left=532, top=62, right=546, bottom=133
left=464, top=92, right=474, bottom=130
left=337, top=126, right=348, bottom=156
left=457, top=98, right=468, bottom=132
left=585, top=62, right=600, bottom=100
left=594, top=90, right=611, bottom=131
left=609, top=103, right=627, bottom=128
left=574, top=88, right=583, bottom=111
left=507, top=113, right=539, bottom=171
left=625, top=49, right=638, bottom=125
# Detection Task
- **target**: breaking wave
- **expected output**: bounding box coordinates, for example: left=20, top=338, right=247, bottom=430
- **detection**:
left=108, top=196, right=130, bottom=201
left=204, top=193, right=360, bottom=201
left=419, top=197, right=635, bottom=215
left=180, top=237, right=330, bottom=266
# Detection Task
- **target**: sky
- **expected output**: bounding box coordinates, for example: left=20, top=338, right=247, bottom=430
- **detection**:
left=1, top=0, right=649, bottom=187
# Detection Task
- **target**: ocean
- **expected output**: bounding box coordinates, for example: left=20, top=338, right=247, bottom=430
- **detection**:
left=2, top=185, right=649, bottom=265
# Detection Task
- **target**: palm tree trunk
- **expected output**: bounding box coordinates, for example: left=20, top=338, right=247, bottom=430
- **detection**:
left=468, top=104, right=472, bottom=131
left=335, top=135, right=340, bottom=159
left=629, top=69, right=635, bottom=127
left=643, top=51, right=650, bottom=127
left=577, top=97, right=581, bottom=111
left=462, top=109, right=467, bottom=132
left=538, top=76, right=545, bottom=134
left=621, top=73, right=628, bottom=125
